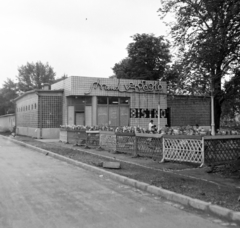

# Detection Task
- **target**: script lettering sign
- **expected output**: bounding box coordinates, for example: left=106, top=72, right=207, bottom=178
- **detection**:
left=85, top=79, right=163, bottom=94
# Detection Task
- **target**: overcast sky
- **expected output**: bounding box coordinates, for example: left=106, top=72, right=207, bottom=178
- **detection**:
left=0, top=0, right=168, bottom=87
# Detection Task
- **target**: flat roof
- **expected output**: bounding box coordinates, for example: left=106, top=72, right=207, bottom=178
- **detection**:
left=13, top=89, right=64, bottom=102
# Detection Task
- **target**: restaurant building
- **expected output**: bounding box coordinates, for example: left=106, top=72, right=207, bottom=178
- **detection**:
left=52, top=76, right=168, bottom=129
left=14, top=76, right=210, bottom=139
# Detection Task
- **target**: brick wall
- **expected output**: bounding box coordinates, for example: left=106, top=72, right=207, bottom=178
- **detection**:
left=167, top=95, right=211, bottom=127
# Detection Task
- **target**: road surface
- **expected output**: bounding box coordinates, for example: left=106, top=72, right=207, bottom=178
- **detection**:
left=0, top=136, right=233, bottom=228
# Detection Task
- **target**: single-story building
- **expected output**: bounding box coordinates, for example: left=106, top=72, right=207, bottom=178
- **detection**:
left=0, top=114, right=15, bottom=132
left=13, top=76, right=211, bottom=139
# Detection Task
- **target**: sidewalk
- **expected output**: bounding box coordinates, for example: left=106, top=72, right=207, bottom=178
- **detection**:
left=39, top=138, right=240, bottom=190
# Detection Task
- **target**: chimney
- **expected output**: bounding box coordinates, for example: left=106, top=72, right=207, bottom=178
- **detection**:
left=42, top=83, right=51, bottom=90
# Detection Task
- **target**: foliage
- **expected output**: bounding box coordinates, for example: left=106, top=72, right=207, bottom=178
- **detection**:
left=54, top=74, right=68, bottom=83
left=0, top=78, right=18, bottom=115
left=222, top=69, right=240, bottom=118
left=113, top=33, right=171, bottom=80
left=112, top=58, right=133, bottom=79
left=17, top=61, right=56, bottom=92
left=158, top=0, right=240, bottom=129
left=0, top=62, right=66, bottom=116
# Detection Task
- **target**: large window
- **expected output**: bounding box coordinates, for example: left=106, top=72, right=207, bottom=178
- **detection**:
left=97, top=97, right=130, bottom=127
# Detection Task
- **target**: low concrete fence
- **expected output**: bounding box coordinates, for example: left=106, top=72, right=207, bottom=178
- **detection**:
left=59, top=129, right=87, bottom=145
left=0, top=114, right=15, bottom=132
left=59, top=129, right=240, bottom=165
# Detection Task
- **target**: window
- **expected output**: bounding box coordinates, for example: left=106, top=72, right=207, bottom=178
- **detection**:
left=97, top=97, right=130, bottom=127
left=98, top=97, right=107, bottom=104
left=120, top=97, right=129, bottom=104
left=109, top=97, right=119, bottom=105
left=85, top=96, right=92, bottom=105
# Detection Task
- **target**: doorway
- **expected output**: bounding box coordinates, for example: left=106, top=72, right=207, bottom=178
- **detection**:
left=75, top=112, right=85, bottom=125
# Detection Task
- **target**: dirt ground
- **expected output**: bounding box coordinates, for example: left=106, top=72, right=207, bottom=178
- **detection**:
left=3, top=133, right=240, bottom=212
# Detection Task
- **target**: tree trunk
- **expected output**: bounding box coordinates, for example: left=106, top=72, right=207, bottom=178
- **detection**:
left=213, top=74, right=224, bottom=131
left=214, top=96, right=222, bottom=131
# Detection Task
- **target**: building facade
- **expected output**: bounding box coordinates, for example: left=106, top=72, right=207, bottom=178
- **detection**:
left=13, top=76, right=211, bottom=139
left=51, top=76, right=168, bottom=129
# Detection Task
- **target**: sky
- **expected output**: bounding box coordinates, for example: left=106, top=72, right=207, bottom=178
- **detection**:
left=0, top=0, right=169, bottom=87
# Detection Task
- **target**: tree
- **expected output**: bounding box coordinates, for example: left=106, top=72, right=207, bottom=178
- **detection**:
left=0, top=78, right=18, bottom=115
left=113, top=33, right=171, bottom=80
left=54, top=74, right=68, bottom=83
left=158, top=0, right=240, bottom=130
left=112, top=58, right=133, bottom=79
left=17, top=62, right=56, bottom=92
left=222, top=69, right=240, bottom=119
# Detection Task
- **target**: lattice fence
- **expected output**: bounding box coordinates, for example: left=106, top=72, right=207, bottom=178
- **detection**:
left=162, top=136, right=204, bottom=164
left=204, top=136, right=240, bottom=164
left=116, top=134, right=135, bottom=155
left=136, top=137, right=162, bottom=159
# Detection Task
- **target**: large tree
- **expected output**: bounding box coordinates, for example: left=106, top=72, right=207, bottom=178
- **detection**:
left=113, top=33, right=171, bottom=80
left=17, top=62, right=56, bottom=92
left=158, top=0, right=240, bottom=130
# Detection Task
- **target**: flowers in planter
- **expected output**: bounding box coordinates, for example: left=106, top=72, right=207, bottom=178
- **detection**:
left=60, top=124, right=240, bottom=135
left=60, top=125, right=90, bottom=130
left=60, top=125, right=115, bottom=132
left=115, top=126, right=135, bottom=133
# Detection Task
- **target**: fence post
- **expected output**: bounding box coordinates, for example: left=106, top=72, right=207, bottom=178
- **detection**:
left=84, top=133, right=90, bottom=149
left=160, top=137, right=165, bottom=163
left=132, top=135, right=138, bottom=157
left=200, top=137, right=205, bottom=167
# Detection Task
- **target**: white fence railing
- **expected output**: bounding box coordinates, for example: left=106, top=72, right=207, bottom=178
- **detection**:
left=162, top=135, right=204, bottom=165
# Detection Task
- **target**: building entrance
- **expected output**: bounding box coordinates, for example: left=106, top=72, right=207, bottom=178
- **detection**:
left=75, top=112, right=85, bottom=125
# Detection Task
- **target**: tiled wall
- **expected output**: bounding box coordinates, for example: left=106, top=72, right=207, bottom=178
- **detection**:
left=16, top=93, right=38, bottom=127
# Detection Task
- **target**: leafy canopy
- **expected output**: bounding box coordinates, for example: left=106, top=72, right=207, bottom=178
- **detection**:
left=17, top=61, right=56, bottom=92
left=0, top=62, right=67, bottom=115
left=113, top=33, right=171, bottom=80
left=158, top=0, right=240, bottom=129
left=0, top=78, right=18, bottom=115
left=159, top=0, right=240, bottom=93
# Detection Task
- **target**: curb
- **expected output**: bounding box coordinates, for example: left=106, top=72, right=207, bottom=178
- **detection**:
left=3, top=135, right=240, bottom=225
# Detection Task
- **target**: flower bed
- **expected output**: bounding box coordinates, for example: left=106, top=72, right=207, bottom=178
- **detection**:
left=59, top=125, right=240, bottom=165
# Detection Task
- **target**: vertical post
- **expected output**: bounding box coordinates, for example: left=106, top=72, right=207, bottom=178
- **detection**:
left=160, top=137, right=165, bottom=163
left=132, top=135, right=138, bottom=158
left=158, top=79, right=161, bottom=132
left=200, top=137, right=205, bottom=167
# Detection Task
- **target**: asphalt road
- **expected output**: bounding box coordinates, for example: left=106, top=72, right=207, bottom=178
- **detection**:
left=0, top=137, right=233, bottom=228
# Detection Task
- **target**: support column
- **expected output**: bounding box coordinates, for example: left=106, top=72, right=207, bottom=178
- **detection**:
left=92, top=96, right=97, bottom=126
